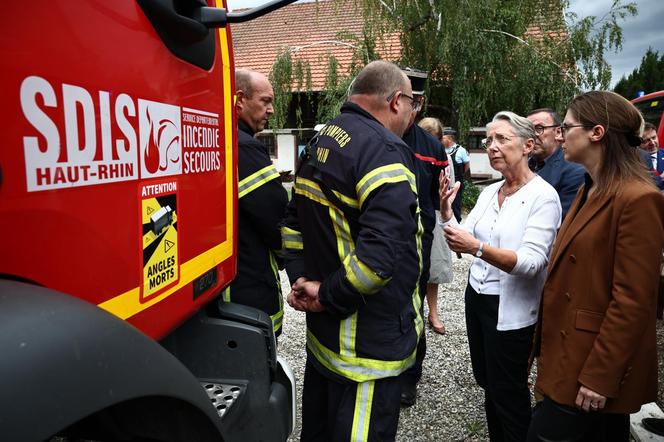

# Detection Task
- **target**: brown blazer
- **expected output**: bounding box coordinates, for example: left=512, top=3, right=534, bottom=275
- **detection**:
left=535, top=178, right=664, bottom=414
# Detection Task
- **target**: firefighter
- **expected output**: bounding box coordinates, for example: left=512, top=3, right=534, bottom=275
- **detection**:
left=399, top=68, right=449, bottom=407
left=228, top=69, right=288, bottom=336
left=282, top=60, right=423, bottom=441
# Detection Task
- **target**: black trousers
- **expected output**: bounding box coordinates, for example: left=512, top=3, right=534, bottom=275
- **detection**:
left=465, top=284, right=535, bottom=442
left=527, top=396, right=629, bottom=442
left=300, top=359, right=402, bottom=442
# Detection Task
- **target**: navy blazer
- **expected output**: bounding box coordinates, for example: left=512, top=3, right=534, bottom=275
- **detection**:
left=650, top=149, right=664, bottom=190
left=529, top=147, right=585, bottom=219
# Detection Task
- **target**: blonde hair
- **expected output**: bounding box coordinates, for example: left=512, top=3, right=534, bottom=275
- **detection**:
left=418, top=117, right=443, bottom=140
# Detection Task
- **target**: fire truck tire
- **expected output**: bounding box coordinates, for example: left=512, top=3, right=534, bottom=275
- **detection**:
left=0, top=280, right=225, bottom=442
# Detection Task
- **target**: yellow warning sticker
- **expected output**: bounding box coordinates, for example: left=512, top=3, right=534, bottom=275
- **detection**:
left=141, top=188, right=179, bottom=300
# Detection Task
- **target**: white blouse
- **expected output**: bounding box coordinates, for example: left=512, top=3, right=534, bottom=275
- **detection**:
left=441, top=175, right=562, bottom=330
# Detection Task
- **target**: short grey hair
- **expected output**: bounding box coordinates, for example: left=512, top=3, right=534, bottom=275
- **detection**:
left=235, top=69, right=255, bottom=97
left=487, top=111, right=535, bottom=140
left=350, top=60, right=408, bottom=98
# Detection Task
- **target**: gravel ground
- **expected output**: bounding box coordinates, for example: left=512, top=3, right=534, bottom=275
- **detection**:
left=277, top=256, right=664, bottom=442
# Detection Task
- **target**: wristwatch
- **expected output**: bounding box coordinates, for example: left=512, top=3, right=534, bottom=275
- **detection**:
left=474, top=242, right=484, bottom=258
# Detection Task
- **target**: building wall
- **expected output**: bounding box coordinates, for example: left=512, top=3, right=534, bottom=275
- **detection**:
left=469, top=152, right=502, bottom=179
left=274, top=132, right=297, bottom=173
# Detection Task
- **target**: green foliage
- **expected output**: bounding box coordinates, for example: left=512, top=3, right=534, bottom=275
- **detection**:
left=462, top=180, right=481, bottom=211
left=614, top=48, right=664, bottom=99
left=268, top=0, right=637, bottom=135
left=316, top=55, right=348, bottom=123
left=269, top=49, right=313, bottom=129
left=466, top=419, right=484, bottom=437
left=355, top=0, right=637, bottom=138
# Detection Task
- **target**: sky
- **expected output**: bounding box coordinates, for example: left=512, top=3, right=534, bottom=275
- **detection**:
left=226, top=0, right=664, bottom=90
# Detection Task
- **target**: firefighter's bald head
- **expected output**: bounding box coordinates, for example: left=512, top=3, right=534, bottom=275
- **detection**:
left=349, top=61, right=413, bottom=137
left=235, top=69, right=274, bottom=133
left=350, top=61, right=409, bottom=98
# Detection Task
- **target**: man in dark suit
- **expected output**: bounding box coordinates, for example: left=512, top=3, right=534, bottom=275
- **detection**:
left=527, top=108, right=585, bottom=219
left=641, top=122, right=664, bottom=190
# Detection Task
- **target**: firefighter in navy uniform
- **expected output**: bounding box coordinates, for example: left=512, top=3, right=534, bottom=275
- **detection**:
left=282, top=61, right=424, bottom=441
left=399, top=68, right=449, bottom=407
left=228, top=69, right=288, bottom=336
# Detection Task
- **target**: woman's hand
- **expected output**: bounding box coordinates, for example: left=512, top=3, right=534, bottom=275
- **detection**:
left=443, top=225, right=480, bottom=255
left=439, top=170, right=460, bottom=223
left=575, top=385, right=607, bottom=412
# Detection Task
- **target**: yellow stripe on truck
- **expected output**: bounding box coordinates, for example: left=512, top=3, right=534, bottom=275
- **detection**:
left=99, top=240, right=233, bottom=320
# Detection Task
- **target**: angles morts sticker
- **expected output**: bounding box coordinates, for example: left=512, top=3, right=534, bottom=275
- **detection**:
left=141, top=180, right=179, bottom=300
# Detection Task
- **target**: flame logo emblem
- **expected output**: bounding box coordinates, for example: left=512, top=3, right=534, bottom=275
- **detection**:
left=143, top=108, right=180, bottom=174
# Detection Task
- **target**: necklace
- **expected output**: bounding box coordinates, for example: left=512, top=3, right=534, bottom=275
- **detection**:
left=499, top=175, right=534, bottom=197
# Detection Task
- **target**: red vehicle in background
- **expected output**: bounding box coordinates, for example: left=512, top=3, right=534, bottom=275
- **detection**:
left=632, top=90, right=664, bottom=143
left=0, top=1, right=295, bottom=441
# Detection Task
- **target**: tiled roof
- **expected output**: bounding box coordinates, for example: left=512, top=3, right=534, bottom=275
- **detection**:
left=230, top=0, right=401, bottom=91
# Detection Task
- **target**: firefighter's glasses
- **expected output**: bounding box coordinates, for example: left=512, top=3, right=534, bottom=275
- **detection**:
left=386, top=91, right=423, bottom=111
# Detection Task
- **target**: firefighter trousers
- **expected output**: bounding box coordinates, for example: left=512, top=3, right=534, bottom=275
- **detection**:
left=300, top=358, right=402, bottom=442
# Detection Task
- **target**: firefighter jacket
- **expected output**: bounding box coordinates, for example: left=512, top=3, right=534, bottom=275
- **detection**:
left=229, top=120, right=288, bottom=335
left=282, top=102, right=424, bottom=383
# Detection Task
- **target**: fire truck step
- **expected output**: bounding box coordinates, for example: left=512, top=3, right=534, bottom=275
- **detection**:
left=200, top=382, right=243, bottom=418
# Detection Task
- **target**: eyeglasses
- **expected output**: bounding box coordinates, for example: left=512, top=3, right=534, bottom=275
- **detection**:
left=533, top=124, right=560, bottom=136
left=558, top=123, right=594, bottom=138
left=386, top=90, right=422, bottom=111
left=481, top=134, right=513, bottom=150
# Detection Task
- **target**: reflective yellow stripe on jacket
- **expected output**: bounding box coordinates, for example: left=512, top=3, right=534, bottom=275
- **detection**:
left=268, top=249, right=283, bottom=334
left=307, top=330, right=417, bottom=382
left=343, top=251, right=390, bottom=295
left=356, top=164, right=417, bottom=208
left=281, top=226, right=303, bottom=251
left=238, top=164, right=280, bottom=199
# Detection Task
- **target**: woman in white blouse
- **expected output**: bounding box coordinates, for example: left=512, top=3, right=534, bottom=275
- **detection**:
left=439, top=111, right=561, bottom=442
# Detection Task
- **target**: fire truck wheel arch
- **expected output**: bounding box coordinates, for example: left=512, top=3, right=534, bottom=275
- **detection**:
left=0, top=280, right=223, bottom=441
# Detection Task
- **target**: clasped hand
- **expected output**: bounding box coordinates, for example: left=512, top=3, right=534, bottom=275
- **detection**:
left=287, top=277, right=324, bottom=312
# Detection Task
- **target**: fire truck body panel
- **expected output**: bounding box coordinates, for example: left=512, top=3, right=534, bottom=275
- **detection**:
left=0, top=1, right=296, bottom=440
left=0, top=0, right=237, bottom=340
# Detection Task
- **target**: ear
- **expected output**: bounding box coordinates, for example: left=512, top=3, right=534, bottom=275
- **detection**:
left=589, top=124, right=605, bottom=142
left=235, top=90, right=245, bottom=112
left=523, top=137, right=535, bottom=155
left=387, top=91, right=401, bottom=113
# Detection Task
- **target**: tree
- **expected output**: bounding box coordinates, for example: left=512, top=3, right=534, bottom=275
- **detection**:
left=268, top=0, right=637, bottom=135
left=356, top=0, right=637, bottom=135
left=614, top=48, right=664, bottom=99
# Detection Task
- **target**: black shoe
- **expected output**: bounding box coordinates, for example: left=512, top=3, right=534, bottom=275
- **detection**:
left=643, top=418, right=664, bottom=436
left=400, top=383, right=417, bottom=407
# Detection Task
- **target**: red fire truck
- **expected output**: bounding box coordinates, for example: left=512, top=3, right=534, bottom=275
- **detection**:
left=632, top=90, right=664, bottom=142
left=0, top=1, right=296, bottom=440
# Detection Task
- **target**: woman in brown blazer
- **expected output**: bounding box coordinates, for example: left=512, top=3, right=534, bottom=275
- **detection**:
left=528, top=91, right=664, bottom=441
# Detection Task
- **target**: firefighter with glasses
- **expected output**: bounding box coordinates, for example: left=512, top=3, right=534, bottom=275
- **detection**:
left=282, top=60, right=423, bottom=441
